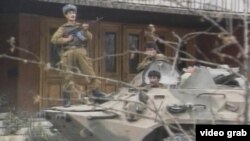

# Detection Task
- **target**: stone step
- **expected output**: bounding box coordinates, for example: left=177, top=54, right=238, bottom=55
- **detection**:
left=0, top=113, right=8, bottom=120
left=0, top=135, right=27, bottom=141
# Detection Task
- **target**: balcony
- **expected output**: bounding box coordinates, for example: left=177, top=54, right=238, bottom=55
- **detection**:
left=36, top=0, right=249, bottom=16
left=114, top=0, right=249, bottom=13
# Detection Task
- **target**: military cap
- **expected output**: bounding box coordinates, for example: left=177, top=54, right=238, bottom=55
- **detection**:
left=62, top=4, right=77, bottom=15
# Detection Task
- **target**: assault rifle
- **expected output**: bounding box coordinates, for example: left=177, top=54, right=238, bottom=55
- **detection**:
left=64, top=17, right=103, bottom=36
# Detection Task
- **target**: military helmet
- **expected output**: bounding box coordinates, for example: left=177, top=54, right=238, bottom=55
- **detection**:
left=62, top=4, right=77, bottom=15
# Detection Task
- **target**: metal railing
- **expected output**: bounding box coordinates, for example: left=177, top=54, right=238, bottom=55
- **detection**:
left=113, top=0, right=249, bottom=13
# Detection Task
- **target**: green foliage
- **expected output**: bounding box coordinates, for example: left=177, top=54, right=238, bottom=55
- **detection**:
left=2, top=115, right=67, bottom=141
left=1, top=110, right=67, bottom=141
left=2, top=112, right=27, bottom=135
left=27, top=124, right=66, bottom=141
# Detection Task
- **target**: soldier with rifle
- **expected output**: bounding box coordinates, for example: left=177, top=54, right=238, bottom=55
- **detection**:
left=51, top=4, right=104, bottom=107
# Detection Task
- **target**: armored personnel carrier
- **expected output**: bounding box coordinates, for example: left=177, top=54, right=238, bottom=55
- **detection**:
left=43, top=59, right=247, bottom=141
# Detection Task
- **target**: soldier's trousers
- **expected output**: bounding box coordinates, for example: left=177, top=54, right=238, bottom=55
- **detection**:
left=60, top=48, right=101, bottom=89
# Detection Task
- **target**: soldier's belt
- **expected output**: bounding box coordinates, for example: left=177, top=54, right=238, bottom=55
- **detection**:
left=63, top=45, right=86, bottom=51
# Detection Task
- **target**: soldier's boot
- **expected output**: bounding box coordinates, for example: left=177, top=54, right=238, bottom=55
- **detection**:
left=90, top=89, right=107, bottom=104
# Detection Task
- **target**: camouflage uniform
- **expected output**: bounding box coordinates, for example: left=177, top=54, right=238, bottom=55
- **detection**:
left=50, top=4, right=103, bottom=107
left=51, top=22, right=101, bottom=89
left=136, top=53, right=167, bottom=72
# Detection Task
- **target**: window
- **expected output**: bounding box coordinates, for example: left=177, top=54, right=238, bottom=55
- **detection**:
left=49, top=28, right=61, bottom=68
left=128, top=34, right=139, bottom=73
left=156, top=36, right=166, bottom=54
left=104, top=32, right=117, bottom=72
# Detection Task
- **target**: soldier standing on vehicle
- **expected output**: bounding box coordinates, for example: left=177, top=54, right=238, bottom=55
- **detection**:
left=51, top=4, right=103, bottom=107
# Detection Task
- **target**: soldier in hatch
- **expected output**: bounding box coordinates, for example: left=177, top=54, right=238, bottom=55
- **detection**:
left=179, top=65, right=197, bottom=85
left=51, top=4, right=103, bottom=107
left=148, top=70, right=163, bottom=88
left=146, top=70, right=164, bottom=88
left=136, top=41, right=167, bottom=72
